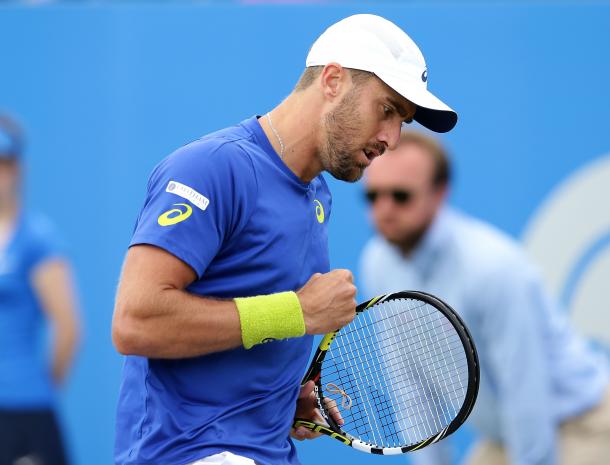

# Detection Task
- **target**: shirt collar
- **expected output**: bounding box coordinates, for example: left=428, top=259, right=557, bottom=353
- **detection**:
left=385, top=206, right=454, bottom=276
left=245, top=115, right=311, bottom=189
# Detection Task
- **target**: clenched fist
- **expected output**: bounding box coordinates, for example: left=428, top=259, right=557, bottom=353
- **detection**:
left=297, top=270, right=357, bottom=334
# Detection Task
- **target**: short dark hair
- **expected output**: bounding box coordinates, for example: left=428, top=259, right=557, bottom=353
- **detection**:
left=294, top=66, right=374, bottom=92
left=399, top=130, right=451, bottom=188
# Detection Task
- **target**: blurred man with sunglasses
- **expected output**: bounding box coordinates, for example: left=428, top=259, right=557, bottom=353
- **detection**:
left=359, top=130, right=610, bottom=465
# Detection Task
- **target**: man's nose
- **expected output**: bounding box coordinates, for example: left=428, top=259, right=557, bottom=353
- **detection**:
left=377, top=120, right=402, bottom=151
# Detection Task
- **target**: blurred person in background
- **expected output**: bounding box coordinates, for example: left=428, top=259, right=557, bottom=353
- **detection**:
left=0, top=114, right=80, bottom=465
left=359, top=130, right=610, bottom=465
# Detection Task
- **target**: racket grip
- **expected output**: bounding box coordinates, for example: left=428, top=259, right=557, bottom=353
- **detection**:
left=293, top=418, right=316, bottom=430
left=292, top=418, right=352, bottom=445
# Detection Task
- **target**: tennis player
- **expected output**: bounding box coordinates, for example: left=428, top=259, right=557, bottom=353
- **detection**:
left=112, top=14, right=457, bottom=465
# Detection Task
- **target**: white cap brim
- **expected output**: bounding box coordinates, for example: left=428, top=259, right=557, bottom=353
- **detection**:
left=379, top=71, right=457, bottom=133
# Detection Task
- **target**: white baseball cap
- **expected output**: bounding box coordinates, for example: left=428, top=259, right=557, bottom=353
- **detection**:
left=306, top=14, right=457, bottom=133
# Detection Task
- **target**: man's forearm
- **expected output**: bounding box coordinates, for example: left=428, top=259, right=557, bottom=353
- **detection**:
left=112, top=287, right=243, bottom=358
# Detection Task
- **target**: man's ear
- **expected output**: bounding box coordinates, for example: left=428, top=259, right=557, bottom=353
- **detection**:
left=319, top=63, right=349, bottom=102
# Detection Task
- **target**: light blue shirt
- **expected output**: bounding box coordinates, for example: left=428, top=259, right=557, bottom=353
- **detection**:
left=0, top=213, right=63, bottom=408
left=359, top=207, right=609, bottom=465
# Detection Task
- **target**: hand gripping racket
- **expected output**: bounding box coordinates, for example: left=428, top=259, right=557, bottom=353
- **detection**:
left=294, top=291, right=479, bottom=455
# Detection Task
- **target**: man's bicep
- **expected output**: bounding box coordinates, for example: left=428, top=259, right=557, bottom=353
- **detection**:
left=120, top=244, right=198, bottom=292
left=114, top=245, right=207, bottom=356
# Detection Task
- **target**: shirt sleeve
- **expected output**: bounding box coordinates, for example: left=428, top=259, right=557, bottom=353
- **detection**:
left=26, top=215, right=66, bottom=271
left=477, top=259, right=558, bottom=465
left=130, top=140, right=257, bottom=278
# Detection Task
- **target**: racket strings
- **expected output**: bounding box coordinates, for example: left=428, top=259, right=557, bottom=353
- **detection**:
left=324, top=326, right=466, bottom=379
left=382, top=298, right=466, bottom=441
left=388, top=298, right=465, bottom=442
left=324, top=317, right=466, bottom=406
left=333, top=306, right=450, bottom=352
left=322, top=342, right=467, bottom=414
left=320, top=298, right=468, bottom=449
left=323, top=365, right=467, bottom=419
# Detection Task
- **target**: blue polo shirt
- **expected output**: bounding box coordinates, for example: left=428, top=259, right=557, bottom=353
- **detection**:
left=115, top=116, right=332, bottom=465
left=0, top=213, right=63, bottom=409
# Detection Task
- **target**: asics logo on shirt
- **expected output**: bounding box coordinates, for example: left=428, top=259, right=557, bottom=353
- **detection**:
left=158, top=203, right=193, bottom=226
left=314, top=199, right=324, bottom=223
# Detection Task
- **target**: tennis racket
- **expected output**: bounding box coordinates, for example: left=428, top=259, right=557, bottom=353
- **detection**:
left=293, top=290, right=479, bottom=455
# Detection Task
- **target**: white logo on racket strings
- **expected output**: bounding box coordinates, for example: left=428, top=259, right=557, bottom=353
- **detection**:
left=166, top=180, right=209, bottom=211
left=326, top=383, right=352, bottom=410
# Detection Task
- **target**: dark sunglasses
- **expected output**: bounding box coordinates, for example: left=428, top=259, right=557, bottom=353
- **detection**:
left=365, top=189, right=414, bottom=205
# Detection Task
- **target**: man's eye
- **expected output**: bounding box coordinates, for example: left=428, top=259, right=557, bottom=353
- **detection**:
left=383, top=105, right=394, bottom=117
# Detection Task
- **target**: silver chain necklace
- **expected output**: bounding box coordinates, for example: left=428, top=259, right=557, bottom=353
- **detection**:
left=266, top=112, right=285, bottom=158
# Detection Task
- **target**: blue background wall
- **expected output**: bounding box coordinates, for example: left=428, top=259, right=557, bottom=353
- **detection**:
left=1, top=2, right=609, bottom=464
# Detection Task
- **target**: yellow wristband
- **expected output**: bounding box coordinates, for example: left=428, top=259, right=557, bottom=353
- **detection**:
left=234, top=291, right=306, bottom=349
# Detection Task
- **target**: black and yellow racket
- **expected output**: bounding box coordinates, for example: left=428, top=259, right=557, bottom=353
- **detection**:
left=294, top=291, right=479, bottom=455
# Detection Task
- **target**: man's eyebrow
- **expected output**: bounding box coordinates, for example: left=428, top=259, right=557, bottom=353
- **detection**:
left=386, top=97, right=411, bottom=119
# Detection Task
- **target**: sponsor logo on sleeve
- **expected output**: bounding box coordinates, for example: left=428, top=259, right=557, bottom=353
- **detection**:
left=166, top=180, right=209, bottom=211
left=158, top=203, right=193, bottom=226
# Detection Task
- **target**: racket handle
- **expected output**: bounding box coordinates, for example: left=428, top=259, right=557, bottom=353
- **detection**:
left=292, top=418, right=352, bottom=445
left=293, top=418, right=316, bottom=430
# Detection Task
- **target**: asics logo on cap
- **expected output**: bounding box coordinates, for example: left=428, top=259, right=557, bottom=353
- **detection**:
left=422, top=69, right=428, bottom=83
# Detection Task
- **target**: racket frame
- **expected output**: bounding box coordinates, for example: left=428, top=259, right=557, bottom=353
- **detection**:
left=294, top=290, right=479, bottom=455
